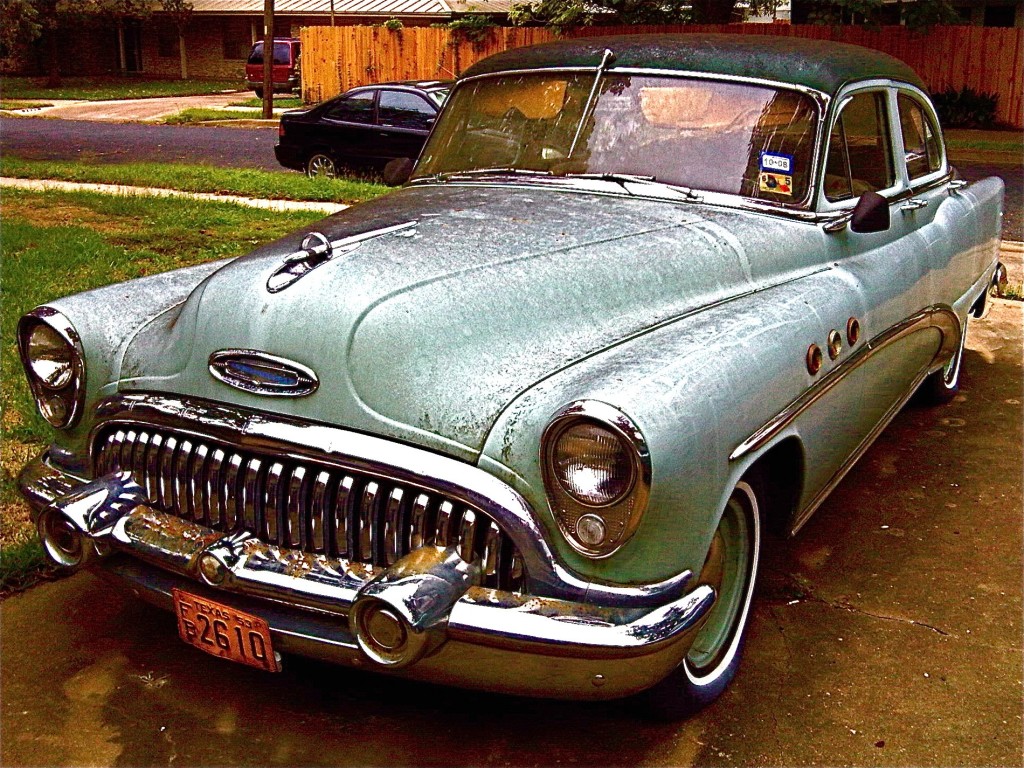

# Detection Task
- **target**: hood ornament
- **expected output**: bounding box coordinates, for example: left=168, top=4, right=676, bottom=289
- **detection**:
left=209, top=350, right=319, bottom=397
left=267, top=221, right=418, bottom=293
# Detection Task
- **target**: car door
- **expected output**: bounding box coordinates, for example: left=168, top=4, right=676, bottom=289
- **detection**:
left=318, top=89, right=379, bottom=164
left=793, top=84, right=943, bottom=524
left=892, top=88, right=994, bottom=314
left=375, top=89, right=438, bottom=162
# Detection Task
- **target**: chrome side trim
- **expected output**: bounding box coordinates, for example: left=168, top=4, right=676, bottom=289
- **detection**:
left=730, top=305, right=960, bottom=462
left=88, top=394, right=693, bottom=608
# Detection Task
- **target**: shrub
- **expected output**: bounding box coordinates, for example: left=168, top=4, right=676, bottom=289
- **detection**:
left=932, top=87, right=999, bottom=129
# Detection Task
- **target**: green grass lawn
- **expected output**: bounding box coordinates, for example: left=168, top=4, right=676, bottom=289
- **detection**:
left=944, top=129, right=1023, bottom=153
left=1, top=156, right=388, bottom=204
left=2, top=77, right=243, bottom=101
left=0, top=99, right=53, bottom=110
left=0, top=189, right=325, bottom=592
left=163, top=107, right=268, bottom=124
left=230, top=97, right=305, bottom=109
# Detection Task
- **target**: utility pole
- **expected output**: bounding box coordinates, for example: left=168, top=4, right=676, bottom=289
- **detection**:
left=262, top=0, right=275, bottom=120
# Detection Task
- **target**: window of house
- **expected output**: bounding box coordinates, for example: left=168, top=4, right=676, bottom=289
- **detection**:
left=378, top=91, right=435, bottom=130
left=897, top=94, right=942, bottom=180
left=324, top=91, right=376, bottom=124
left=824, top=91, right=894, bottom=202
left=222, top=18, right=250, bottom=60
left=157, top=25, right=178, bottom=59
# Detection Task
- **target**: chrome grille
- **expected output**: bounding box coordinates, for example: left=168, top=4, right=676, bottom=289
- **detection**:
left=94, top=426, right=524, bottom=591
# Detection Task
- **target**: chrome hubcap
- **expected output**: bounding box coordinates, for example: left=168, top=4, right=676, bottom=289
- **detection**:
left=308, top=155, right=336, bottom=179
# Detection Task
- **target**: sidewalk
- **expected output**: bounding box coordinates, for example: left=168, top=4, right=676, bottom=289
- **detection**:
left=0, top=92, right=294, bottom=123
left=0, top=176, right=346, bottom=214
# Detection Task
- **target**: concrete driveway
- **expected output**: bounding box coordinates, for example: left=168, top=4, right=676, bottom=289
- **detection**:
left=5, top=92, right=250, bottom=122
left=1, top=300, right=1021, bottom=767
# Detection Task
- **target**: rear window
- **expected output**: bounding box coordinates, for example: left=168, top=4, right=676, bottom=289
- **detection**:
left=247, top=42, right=292, bottom=66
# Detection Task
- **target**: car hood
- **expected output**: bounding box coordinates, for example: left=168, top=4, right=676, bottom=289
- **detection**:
left=119, top=183, right=817, bottom=461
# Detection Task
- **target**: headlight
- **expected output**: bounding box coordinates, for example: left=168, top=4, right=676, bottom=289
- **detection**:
left=17, top=308, right=85, bottom=429
left=541, top=401, right=651, bottom=558
left=552, top=421, right=635, bottom=506
left=27, top=323, right=76, bottom=389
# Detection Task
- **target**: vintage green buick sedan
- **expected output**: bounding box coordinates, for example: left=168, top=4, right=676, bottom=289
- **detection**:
left=18, top=34, right=1003, bottom=717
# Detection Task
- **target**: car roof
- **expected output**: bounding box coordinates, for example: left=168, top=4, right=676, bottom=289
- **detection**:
left=461, top=34, right=925, bottom=97
left=366, top=80, right=453, bottom=91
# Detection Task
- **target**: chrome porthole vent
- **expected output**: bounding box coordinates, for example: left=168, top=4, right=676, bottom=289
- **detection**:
left=209, top=349, right=319, bottom=397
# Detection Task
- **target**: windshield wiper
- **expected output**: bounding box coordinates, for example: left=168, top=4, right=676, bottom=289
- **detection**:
left=439, top=168, right=553, bottom=181
left=561, top=173, right=702, bottom=201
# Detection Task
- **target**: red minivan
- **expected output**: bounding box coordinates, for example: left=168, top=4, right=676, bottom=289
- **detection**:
left=245, top=38, right=301, bottom=98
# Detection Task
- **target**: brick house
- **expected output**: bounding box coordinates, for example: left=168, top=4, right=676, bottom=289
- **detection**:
left=8, top=0, right=511, bottom=79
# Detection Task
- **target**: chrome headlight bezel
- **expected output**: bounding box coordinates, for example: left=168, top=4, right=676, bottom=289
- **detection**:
left=541, top=400, right=652, bottom=559
left=17, top=307, right=86, bottom=429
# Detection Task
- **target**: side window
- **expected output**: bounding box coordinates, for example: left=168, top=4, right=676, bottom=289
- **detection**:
left=378, top=91, right=436, bottom=130
left=898, top=94, right=942, bottom=180
left=324, top=92, right=376, bottom=124
left=824, top=92, right=895, bottom=202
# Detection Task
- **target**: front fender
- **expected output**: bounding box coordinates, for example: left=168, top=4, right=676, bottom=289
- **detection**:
left=28, top=259, right=232, bottom=464
left=480, top=270, right=868, bottom=587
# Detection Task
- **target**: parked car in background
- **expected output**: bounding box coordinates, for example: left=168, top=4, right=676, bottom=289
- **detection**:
left=274, top=80, right=451, bottom=177
left=245, top=38, right=301, bottom=98
left=19, top=35, right=1003, bottom=719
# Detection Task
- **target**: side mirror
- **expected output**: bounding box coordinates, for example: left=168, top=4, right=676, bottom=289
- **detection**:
left=849, top=190, right=890, bottom=234
left=383, top=157, right=414, bottom=187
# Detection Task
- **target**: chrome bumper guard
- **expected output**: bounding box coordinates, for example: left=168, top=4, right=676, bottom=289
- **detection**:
left=21, top=456, right=715, bottom=699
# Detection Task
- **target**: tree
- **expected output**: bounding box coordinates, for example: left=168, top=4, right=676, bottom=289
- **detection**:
left=791, top=0, right=958, bottom=28
left=161, top=0, right=193, bottom=79
left=515, top=0, right=958, bottom=33
left=0, top=0, right=41, bottom=60
left=510, top=0, right=696, bottom=34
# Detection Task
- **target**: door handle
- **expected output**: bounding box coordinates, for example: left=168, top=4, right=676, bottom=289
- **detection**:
left=900, top=198, right=928, bottom=213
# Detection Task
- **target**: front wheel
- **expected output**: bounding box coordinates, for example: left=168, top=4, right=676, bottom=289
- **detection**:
left=641, top=478, right=762, bottom=719
left=253, top=87, right=264, bottom=99
left=920, top=314, right=968, bottom=404
left=306, top=153, right=337, bottom=179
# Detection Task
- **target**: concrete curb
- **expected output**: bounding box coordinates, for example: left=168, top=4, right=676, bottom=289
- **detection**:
left=0, top=176, right=347, bottom=214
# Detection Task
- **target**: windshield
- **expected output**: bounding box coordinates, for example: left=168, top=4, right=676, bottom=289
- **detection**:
left=247, top=42, right=292, bottom=66
left=414, top=73, right=819, bottom=204
left=427, top=88, right=449, bottom=107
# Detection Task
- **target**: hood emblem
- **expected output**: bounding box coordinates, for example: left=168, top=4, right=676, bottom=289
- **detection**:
left=267, top=221, right=418, bottom=293
left=209, top=350, right=319, bottom=397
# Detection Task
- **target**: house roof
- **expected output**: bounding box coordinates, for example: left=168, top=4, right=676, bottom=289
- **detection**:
left=184, top=0, right=512, bottom=15
left=461, top=33, right=926, bottom=96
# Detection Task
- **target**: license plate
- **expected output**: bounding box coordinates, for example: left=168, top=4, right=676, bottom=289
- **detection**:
left=172, top=588, right=280, bottom=672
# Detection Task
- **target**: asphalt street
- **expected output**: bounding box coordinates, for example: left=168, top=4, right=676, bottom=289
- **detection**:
left=0, top=117, right=281, bottom=171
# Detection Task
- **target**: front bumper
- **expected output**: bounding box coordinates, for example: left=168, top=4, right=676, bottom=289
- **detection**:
left=20, top=454, right=714, bottom=700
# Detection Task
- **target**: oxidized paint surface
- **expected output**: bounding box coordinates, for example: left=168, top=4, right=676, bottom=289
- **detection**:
left=462, top=34, right=926, bottom=97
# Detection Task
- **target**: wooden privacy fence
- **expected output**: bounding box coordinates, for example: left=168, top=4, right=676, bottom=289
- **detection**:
left=300, top=24, right=1024, bottom=128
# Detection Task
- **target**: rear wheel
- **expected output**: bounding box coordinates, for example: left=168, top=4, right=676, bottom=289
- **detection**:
left=254, top=87, right=264, bottom=99
left=306, top=153, right=337, bottom=179
left=920, top=314, right=967, bottom=404
left=642, top=478, right=762, bottom=719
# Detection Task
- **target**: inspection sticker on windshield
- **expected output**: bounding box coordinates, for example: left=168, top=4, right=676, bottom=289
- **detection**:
left=759, top=171, right=793, bottom=195
left=760, top=152, right=793, bottom=173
